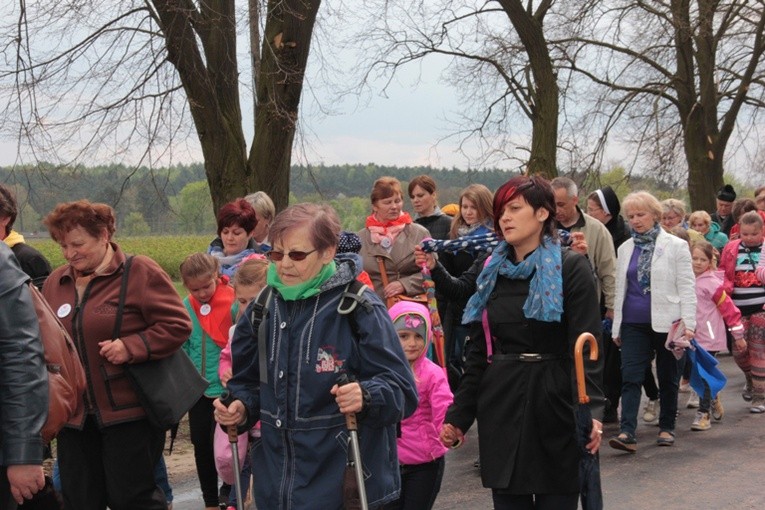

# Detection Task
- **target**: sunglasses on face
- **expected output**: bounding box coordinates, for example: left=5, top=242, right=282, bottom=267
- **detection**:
left=266, top=249, right=318, bottom=262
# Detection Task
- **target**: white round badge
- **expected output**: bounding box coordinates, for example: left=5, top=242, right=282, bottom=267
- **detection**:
left=200, top=304, right=212, bottom=316
left=57, top=303, right=72, bottom=318
left=380, top=237, right=392, bottom=249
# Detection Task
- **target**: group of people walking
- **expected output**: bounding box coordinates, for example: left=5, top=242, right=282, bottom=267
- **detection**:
left=1, top=176, right=764, bottom=510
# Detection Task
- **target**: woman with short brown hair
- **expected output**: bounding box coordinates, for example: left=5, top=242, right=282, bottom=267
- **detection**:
left=360, top=177, right=430, bottom=303
left=42, top=200, right=191, bottom=510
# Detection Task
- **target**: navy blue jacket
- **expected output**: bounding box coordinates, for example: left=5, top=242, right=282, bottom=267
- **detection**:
left=228, top=254, right=418, bottom=509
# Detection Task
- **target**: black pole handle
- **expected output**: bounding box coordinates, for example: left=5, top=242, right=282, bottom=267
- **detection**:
left=219, top=390, right=239, bottom=442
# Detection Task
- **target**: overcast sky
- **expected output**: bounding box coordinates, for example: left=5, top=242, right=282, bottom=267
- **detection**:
left=0, top=51, right=483, bottom=171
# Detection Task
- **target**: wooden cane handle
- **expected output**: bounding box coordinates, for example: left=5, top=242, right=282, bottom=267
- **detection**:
left=574, top=332, right=599, bottom=404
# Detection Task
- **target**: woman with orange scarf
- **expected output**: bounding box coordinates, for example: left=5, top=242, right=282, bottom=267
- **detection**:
left=359, top=177, right=430, bottom=304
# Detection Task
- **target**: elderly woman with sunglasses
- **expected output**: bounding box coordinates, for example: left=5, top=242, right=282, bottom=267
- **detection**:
left=213, top=203, right=418, bottom=510
left=439, top=176, right=604, bottom=510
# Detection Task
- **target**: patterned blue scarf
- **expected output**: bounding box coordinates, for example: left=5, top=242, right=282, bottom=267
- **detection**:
left=462, top=235, right=564, bottom=324
left=420, top=231, right=502, bottom=255
left=631, top=223, right=661, bottom=294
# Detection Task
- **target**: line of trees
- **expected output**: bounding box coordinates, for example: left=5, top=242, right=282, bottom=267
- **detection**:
left=6, top=161, right=740, bottom=236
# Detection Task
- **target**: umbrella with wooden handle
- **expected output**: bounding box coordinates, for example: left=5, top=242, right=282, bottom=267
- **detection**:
left=574, top=332, right=603, bottom=510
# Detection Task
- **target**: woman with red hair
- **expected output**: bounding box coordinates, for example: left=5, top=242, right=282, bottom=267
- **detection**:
left=208, top=198, right=259, bottom=277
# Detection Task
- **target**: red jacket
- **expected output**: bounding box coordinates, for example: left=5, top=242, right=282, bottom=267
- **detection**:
left=42, top=244, right=191, bottom=427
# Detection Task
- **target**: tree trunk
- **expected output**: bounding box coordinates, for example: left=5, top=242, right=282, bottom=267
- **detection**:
left=249, top=0, right=262, bottom=123
left=670, top=0, right=721, bottom=212
left=152, top=0, right=250, bottom=213
left=499, top=0, right=558, bottom=179
left=247, top=0, right=321, bottom=212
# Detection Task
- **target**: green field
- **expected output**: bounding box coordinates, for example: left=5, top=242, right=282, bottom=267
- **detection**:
left=28, top=235, right=212, bottom=282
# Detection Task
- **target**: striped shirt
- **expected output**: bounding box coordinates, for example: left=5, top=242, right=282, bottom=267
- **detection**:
left=730, top=242, right=765, bottom=316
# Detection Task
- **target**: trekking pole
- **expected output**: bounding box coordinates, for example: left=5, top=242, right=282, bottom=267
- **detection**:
left=337, top=374, right=369, bottom=510
left=220, top=390, right=244, bottom=510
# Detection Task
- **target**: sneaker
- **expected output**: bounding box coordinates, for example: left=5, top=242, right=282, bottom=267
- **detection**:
left=656, top=430, right=675, bottom=446
left=679, top=379, right=691, bottom=393
left=642, top=399, right=658, bottom=422
left=608, top=432, right=637, bottom=453
left=691, top=411, right=711, bottom=431
left=711, top=397, right=724, bottom=421
left=750, top=398, right=765, bottom=413
left=686, top=390, right=699, bottom=409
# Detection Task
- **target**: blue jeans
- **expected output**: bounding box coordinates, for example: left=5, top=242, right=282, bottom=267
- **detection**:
left=619, top=323, right=680, bottom=437
left=154, top=455, right=173, bottom=504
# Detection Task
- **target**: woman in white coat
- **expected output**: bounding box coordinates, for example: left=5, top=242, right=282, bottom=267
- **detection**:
left=609, top=191, right=696, bottom=453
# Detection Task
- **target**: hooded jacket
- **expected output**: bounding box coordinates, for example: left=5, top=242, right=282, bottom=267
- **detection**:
left=694, top=270, right=742, bottom=352
left=227, top=254, right=418, bottom=510
left=388, top=301, right=453, bottom=466
left=703, top=221, right=728, bottom=251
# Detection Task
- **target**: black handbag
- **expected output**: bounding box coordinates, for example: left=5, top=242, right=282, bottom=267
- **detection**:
left=114, top=256, right=208, bottom=430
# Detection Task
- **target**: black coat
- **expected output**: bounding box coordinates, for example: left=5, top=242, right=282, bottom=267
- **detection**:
left=11, top=242, right=51, bottom=289
left=445, top=249, right=604, bottom=494
left=605, top=215, right=631, bottom=252
left=415, top=214, right=452, bottom=240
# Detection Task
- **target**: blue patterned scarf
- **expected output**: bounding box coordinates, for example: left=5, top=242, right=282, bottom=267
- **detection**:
left=631, top=223, right=660, bottom=294
left=421, top=231, right=502, bottom=255
left=462, top=235, right=564, bottom=324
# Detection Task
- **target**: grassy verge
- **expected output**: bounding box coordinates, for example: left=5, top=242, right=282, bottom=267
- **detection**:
left=28, top=235, right=211, bottom=281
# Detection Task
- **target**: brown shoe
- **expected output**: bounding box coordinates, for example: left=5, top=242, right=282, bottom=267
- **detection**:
left=656, top=431, right=675, bottom=446
left=608, top=433, right=637, bottom=453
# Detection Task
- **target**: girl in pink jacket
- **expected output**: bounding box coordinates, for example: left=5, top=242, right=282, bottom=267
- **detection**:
left=387, top=301, right=453, bottom=510
left=690, top=240, right=744, bottom=431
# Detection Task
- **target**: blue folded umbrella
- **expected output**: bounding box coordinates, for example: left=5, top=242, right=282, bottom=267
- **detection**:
left=688, top=339, right=727, bottom=399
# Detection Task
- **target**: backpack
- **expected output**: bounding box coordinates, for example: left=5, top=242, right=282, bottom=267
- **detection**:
left=28, top=282, right=87, bottom=442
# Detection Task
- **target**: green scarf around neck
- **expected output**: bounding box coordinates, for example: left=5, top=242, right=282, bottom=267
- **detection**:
left=266, top=261, right=337, bottom=301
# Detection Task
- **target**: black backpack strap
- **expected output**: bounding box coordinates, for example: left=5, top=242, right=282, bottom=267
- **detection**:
left=337, top=280, right=372, bottom=340
left=112, top=256, right=134, bottom=340
left=252, top=287, right=273, bottom=385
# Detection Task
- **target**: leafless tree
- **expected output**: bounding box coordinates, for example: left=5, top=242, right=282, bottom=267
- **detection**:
left=351, top=0, right=595, bottom=178
left=1, top=0, right=320, bottom=212
left=556, top=0, right=765, bottom=210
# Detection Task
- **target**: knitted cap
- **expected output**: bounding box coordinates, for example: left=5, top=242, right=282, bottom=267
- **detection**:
left=717, top=184, right=736, bottom=203
left=393, top=313, right=428, bottom=341
left=338, top=231, right=362, bottom=254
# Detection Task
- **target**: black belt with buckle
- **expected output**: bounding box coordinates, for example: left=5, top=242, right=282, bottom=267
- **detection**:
left=492, top=353, right=567, bottom=362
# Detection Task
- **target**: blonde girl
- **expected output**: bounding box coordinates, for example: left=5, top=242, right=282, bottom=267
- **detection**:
left=217, top=255, right=269, bottom=510
left=449, top=184, right=495, bottom=240
left=688, top=240, right=743, bottom=430
left=180, top=253, right=238, bottom=510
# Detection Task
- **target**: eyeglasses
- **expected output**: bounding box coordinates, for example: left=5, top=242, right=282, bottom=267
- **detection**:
left=266, top=249, right=318, bottom=262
